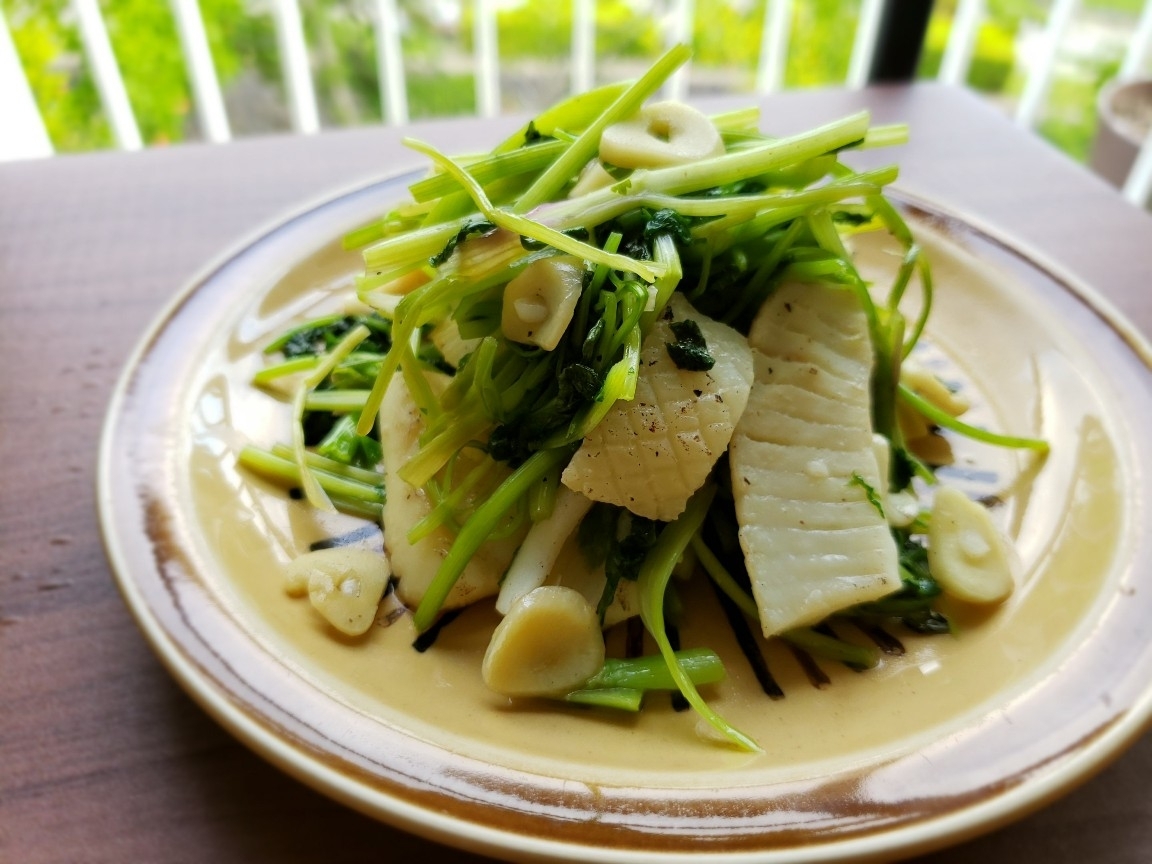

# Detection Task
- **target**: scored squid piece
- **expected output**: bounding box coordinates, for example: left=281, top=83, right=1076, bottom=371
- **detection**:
left=561, top=293, right=754, bottom=522
left=379, top=374, right=526, bottom=611
left=729, top=279, right=901, bottom=638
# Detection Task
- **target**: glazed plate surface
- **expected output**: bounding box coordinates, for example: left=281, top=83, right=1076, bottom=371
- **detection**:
left=98, top=172, right=1152, bottom=862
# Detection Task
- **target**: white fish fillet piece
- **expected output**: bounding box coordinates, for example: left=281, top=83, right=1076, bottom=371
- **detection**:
left=380, top=374, right=525, bottom=610
left=729, top=280, right=900, bottom=637
left=561, top=293, right=754, bottom=522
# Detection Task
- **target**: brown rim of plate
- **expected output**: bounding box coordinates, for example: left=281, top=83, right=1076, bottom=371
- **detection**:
left=97, top=172, right=1152, bottom=863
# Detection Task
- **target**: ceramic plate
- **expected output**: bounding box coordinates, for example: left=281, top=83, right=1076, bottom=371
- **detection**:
left=98, top=171, right=1152, bottom=863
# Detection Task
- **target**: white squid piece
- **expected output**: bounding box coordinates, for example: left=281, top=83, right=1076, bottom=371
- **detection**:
left=561, top=294, right=753, bottom=522
left=729, top=279, right=901, bottom=637
left=379, top=375, right=525, bottom=610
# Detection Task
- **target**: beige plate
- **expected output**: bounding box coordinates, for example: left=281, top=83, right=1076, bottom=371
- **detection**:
left=98, top=173, right=1152, bottom=863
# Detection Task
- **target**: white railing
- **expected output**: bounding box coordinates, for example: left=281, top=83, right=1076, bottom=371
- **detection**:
left=3, top=0, right=1152, bottom=207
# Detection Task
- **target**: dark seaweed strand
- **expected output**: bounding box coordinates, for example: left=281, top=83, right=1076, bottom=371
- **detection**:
left=851, top=621, right=906, bottom=656
left=785, top=639, right=831, bottom=689
left=412, top=607, right=465, bottom=652
left=665, top=623, right=690, bottom=712
left=308, top=522, right=384, bottom=551
left=707, top=575, right=784, bottom=700
left=625, top=616, right=646, bottom=658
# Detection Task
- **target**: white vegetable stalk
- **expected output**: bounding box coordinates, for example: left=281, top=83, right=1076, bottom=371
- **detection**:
left=497, top=487, right=595, bottom=615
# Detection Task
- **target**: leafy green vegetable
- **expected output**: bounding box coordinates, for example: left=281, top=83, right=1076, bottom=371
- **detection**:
left=429, top=217, right=498, bottom=267
left=849, top=471, right=885, bottom=517
left=236, top=44, right=1050, bottom=752
left=665, top=318, right=715, bottom=371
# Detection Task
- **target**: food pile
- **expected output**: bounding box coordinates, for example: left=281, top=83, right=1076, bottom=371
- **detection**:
left=239, top=46, right=1047, bottom=751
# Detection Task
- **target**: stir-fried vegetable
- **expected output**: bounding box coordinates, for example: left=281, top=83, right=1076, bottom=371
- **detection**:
left=239, top=45, right=1048, bottom=753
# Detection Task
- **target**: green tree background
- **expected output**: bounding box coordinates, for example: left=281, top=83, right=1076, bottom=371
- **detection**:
left=3, top=0, right=1143, bottom=163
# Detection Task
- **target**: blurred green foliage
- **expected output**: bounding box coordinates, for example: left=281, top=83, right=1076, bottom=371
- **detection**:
left=919, top=16, right=1016, bottom=92
left=2, top=0, right=1144, bottom=166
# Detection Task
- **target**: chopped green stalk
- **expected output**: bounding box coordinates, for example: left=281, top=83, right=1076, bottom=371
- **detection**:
left=493, top=81, right=630, bottom=154
left=859, top=123, right=910, bottom=149
left=583, top=648, right=726, bottom=691
left=782, top=628, right=879, bottom=669
left=237, top=446, right=384, bottom=518
left=620, top=111, right=871, bottom=199
left=639, top=234, right=683, bottom=333
left=253, top=356, right=319, bottom=385
left=549, top=167, right=897, bottom=233
left=403, top=138, right=666, bottom=284
left=710, top=106, right=761, bottom=134
left=291, top=325, right=372, bottom=511
left=342, top=218, right=389, bottom=250
left=304, top=389, right=370, bottom=413
left=690, top=534, right=759, bottom=619
left=899, top=385, right=1050, bottom=451
left=407, top=455, right=497, bottom=543
left=408, top=139, right=567, bottom=202
left=362, top=218, right=468, bottom=272
left=269, top=443, right=385, bottom=486
left=564, top=688, right=644, bottom=711
left=399, top=407, right=493, bottom=489
left=513, top=43, right=692, bottom=212
left=412, top=445, right=577, bottom=632
left=528, top=461, right=561, bottom=523
left=292, top=382, right=334, bottom=512
left=902, top=252, right=934, bottom=357
left=637, top=484, right=761, bottom=753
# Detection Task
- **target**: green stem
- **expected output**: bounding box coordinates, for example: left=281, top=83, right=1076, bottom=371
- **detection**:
left=690, top=535, right=759, bottom=620
left=637, top=484, right=761, bottom=753
left=403, top=138, right=665, bottom=283
left=564, top=688, right=643, bottom=711
left=582, top=648, right=726, bottom=691
left=782, top=627, right=878, bottom=669
left=898, top=385, right=1050, bottom=452
left=238, top=449, right=387, bottom=511
left=412, top=445, right=577, bottom=631
left=304, top=389, right=370, bottom=413
left=513, top=43, right=692, bottom=212
left=269, top=443, right=385, bottom=486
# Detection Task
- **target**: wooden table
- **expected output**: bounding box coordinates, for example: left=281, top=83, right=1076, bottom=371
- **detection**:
left=3, top=83, right=1150, bottom=863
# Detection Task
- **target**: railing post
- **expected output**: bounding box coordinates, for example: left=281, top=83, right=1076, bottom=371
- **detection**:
left=665, top=0, right=695, bottom=101
left=571, top=0, right=595, bottom=94
left=0, top=9, right=53, bottom=160
left=169, top=0, right=231, bottom=143
left=374, top=0, right=408, bottom=125
left=1015, top=0, right=1080, bottom=129
left=847, top=0, right=885, bottom=88
left=938, top=0, right=983, bottom=87
left=756, top=0, right=792, bottom=93
left=271, top=0, right=321, bottom=134
left=474, top=0, right=500, bottom=118
left=72, top=0, right=143, bottom=150
left=867, top=0, right=935, bottom=83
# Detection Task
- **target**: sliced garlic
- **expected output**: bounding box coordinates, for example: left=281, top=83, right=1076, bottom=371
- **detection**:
left=568, top=158, right=616, bottom=198
left=482, top=586, right=605, bottom=697
left=928, top=487, right=1016, bottom=605
left=428, top=316, right=480, bottom=369
left=600, top=101, right=725, bottom=169
left=902, top=359, right=969, bottom=417
left=285, top=547, right=390, bottom=636
left=501, top=255, right=584, bottom=350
